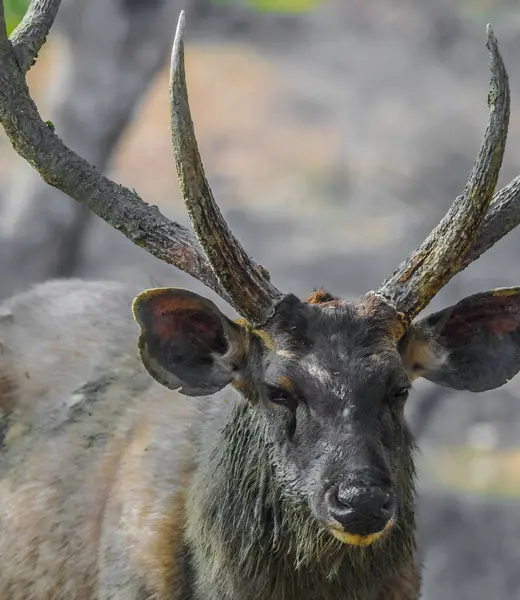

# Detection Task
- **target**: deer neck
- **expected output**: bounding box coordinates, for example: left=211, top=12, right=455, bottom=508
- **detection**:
left=184, top=402, right=418, bottom=600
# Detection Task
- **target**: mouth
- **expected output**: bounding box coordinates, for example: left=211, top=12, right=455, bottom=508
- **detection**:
left=328, top=518, right=394, bottom=547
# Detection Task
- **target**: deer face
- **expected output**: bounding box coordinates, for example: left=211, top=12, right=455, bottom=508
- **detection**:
left=133, top=284, right=520, bottom=547
left=253, top=293, right=413, bottom=547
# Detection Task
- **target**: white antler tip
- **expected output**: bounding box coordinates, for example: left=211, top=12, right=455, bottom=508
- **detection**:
left=171, top=11, right=186, bottom=79
left=176, top=10, right=186, bottom=41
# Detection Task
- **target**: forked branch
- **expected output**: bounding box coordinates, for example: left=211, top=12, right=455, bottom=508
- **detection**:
left=378, top=25, right=510, bottom=322
left=9, top=0, right=61, bottom=72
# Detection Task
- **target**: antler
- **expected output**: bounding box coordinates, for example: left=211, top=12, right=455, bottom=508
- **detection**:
left=169, top=12, right=283, bottom=323
left=0, top=1, right=283, bottom=326
left=377, top=25, right=510, bottom=323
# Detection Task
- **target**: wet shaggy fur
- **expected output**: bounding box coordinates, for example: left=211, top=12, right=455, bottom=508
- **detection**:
left=186, top=403, right=419, bottom=600
left=0, top=280, right=421, bottom=600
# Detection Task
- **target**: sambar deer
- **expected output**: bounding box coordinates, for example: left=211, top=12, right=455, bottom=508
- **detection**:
left=1, top=2, right=520, bottom=599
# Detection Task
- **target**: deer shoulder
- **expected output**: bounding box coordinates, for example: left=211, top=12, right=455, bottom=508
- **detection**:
left=0, top=280, right=201, bottom=600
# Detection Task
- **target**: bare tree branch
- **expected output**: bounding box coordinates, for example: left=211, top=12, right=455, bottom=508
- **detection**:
left=170, top=11, right=283, bottom=324
left=9, top=0, right=61, bottom=72
left=0, top=1, right=229, bottom=304
left=378, top=25, right=510, bottom=323
left=0, top=0, right=196, bottom=300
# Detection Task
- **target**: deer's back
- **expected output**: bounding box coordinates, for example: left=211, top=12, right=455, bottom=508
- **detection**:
left=0, top=280, right=199, bottom=600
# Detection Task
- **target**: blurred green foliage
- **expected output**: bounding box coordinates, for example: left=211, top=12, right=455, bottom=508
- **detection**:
left=4, top=0, right=29, bottom=35
left=214, top=0, right=322, bottom=13
left=2, top=0, right=321, bottom=41
left=3, top=0, right=323, bottom=33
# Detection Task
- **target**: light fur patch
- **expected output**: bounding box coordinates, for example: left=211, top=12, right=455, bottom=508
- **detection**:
left=276, top=348, right=295, bottom=359
left=402, top=332, right=448, bottom=381
left=305, top=363, right=332, bottom=386
left=234, top=318, right=276, bottom=351
left=3, top=422, right=28, bottom=446
left=303, top=362, right=350, bottom=399
left=278, top=376, right=295, bottom=394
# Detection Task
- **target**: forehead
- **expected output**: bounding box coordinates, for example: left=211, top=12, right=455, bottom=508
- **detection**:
left=264, top=295, right=403, bottom=391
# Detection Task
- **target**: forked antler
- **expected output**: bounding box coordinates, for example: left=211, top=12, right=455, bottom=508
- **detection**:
left=377, top=26, right=510, bottom=322
left=1, top=1, right=520, bottom=328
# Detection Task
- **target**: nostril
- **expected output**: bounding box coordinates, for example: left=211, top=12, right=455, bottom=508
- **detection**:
left=327, top=486, right=352, bottom=510
left=381, top=493, right=393, bottom=512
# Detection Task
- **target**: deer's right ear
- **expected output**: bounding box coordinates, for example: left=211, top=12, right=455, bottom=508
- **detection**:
left=132, top=288, right=253, bottom=396
left=400, top=288, right=520, bottom=392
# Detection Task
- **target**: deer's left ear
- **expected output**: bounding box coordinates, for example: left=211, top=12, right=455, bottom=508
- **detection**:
left=400, top=288, right=520, bottom=392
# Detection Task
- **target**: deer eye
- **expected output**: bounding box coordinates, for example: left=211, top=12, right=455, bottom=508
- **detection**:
left=391, top=386, right=410, bottom=403
left=266, top=385, right=298, bottom=410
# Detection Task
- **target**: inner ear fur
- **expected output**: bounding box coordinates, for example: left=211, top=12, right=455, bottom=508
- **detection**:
left=398, top=325, right=448, bottom=382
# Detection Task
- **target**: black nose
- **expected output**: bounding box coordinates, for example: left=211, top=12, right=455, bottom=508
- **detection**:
left=327, top=485, right=396, bottom=536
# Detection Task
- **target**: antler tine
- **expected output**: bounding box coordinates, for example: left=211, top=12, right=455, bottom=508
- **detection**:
left=169, top=12, right=284, bottom=325
left=377, top=25, right=510, bottom=323
left=0, top=0, right=235, bottom=304
left=461, top=174, right=520, bottom=270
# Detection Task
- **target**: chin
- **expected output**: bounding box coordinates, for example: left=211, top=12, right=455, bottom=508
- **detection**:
left=328, top=518, right=395, bottom=547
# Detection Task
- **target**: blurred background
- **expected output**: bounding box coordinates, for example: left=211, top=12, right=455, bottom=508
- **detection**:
left=2, top=0, right=520, bottom=597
